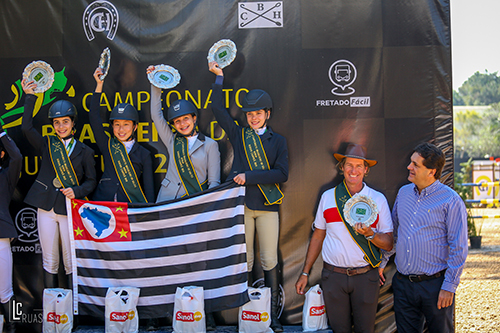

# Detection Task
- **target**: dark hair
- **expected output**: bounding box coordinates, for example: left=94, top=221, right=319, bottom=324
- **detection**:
left=336, top=158, right=371, bottom=176
left=413, top=142, right=445, bottom=179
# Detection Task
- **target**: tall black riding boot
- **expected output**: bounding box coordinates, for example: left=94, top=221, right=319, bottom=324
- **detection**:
left=205, top=312, right=216, bottom=331
left=43, top=270, right=58, bottom=289
left=1, top=297, right=17, bottom=333
left=65, top=273, right=72, bottom=290
left=264, top=265, right=283, bottom=333
left=145, top=318, right=159, bottom=331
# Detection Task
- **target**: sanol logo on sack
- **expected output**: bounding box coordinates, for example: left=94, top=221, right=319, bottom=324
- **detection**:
left=309, top=306, right=325, bottom=316
left=241, top=310, right=269, bottom=322
left=110, top=311, right=135, bottom=322
left=176, top=311, right=203, bottom=322
left=47, top=313, right=69, bottom=324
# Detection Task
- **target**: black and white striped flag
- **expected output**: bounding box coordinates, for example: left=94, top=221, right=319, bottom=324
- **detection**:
left=67, top=182, right=249, bottom=318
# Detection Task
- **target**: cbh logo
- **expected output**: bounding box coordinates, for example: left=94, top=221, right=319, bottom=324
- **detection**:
left=328, top=60, right=357, bottom=96
left=83, top=1, right=119, bottom=41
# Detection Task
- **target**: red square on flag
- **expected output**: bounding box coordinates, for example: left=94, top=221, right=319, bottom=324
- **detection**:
left=71, top=199, right=131, bottom=242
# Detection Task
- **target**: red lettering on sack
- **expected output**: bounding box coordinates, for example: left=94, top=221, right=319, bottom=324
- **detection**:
left=47, top=312, right=61, bottom=324
left=241, top=310, right=268, bottom=322
left=176, top=311, right=194, bottom=322
left=310, top=305, right=325, bottom=316
left=110, top=312, right=129, bottom=322
left=47, top=312, right=69, bottom=324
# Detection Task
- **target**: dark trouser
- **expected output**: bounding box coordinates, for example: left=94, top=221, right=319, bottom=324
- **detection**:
left=392, top=272, right=454, bottom=333
left=321, top=267, right=380, bottom=333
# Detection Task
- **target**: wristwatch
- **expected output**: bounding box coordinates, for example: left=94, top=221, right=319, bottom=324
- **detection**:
left=365, top=233, right=375, bottom=241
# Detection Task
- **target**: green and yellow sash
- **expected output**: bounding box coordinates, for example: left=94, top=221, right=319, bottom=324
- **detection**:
left=174, top=135, right=208, bottom=197
left=48, top=135, right=79, bottom=188
left=242, top=127, right=284, bottom=205
left=334, top=180, right=381, bottom=267
left=109, top=137, right=147, bottom=203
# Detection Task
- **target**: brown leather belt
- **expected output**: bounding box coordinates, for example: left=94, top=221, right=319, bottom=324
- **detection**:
left=323, top=262, right=373, bottom=276
left=397, top=270, right=446, bottom=283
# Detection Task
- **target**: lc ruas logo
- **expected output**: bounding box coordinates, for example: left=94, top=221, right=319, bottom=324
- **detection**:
left=241, top=310, right=269, bottom=322
left=110, top=310, right=135, bottom=322
left=47, top=312, right=69, bottom=324
left=309, top=305, right=325, bottom=316
left=175, top=311, right=203, bottom=322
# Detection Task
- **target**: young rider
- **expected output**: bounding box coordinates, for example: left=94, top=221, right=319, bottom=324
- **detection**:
left=146, top=66, right=220, bottom=330
left=0, top=125, right=22, bottom=333
left=90, top=67, right=154, bottom=203
left=21, top=79, right=97, bottom=288
left=209, top=62, right=288, bottom=332
left=147, top=65, right=220, bottom=203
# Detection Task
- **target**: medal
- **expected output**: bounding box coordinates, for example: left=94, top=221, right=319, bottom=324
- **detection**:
left=53, top=177, right=62, bottom=189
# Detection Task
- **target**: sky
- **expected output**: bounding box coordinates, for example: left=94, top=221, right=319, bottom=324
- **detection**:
left=451, top=0, right=500, bottom=90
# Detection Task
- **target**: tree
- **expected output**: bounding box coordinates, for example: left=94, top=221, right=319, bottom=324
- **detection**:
left=457, top=71, right=500, bottom=106
left=454, top=104, right=500, bottom=158
left=453, top=90, right=464, bottom=106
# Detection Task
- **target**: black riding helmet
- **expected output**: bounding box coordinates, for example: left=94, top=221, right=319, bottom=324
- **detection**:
left=166, top=99, right=198, bottom=123
left=241, top=89, right=273, bottom=112
left=48, top=100, right=77, bottom=123
left=110, top=103, right=139, bottom=123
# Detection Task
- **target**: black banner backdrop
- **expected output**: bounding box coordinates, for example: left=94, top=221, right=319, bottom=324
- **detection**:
left=0, top=0, right=452, bottom=331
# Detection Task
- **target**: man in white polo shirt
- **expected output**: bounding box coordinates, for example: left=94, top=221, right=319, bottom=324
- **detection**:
left=296, top=143, right=393, bottom=333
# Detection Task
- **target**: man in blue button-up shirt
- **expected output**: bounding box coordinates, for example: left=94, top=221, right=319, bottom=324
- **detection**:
left=390, top=142, right=467, bottom=333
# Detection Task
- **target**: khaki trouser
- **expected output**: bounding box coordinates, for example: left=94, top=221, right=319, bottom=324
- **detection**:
left=244, top=206, right=279, bottom=271
left=38, top=208, right=72, bottom=275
